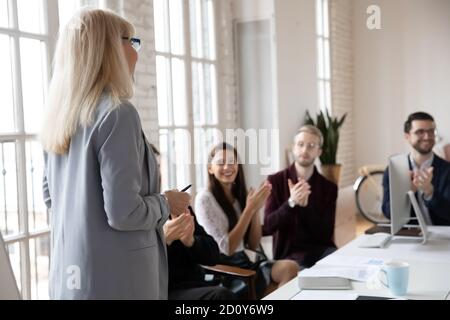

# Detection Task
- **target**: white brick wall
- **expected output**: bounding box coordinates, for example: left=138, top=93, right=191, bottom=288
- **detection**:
left=120, top=0, right=159, bottom=145
left=217, top=0, right=239, bottom=130
left=329, top=0, right=356, bottom=187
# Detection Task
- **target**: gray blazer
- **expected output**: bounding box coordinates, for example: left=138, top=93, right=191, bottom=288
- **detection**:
left=43, top=94, right=169, bottom=299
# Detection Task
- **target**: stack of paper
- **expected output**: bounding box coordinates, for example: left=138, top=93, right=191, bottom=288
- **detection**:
left=298, top=256, right=386, bottom=282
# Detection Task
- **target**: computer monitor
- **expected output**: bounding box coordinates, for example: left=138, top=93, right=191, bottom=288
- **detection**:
left=0, top=232, right=21, bottom=300
left=389, top=154, right=412, bottom=235
left=389, top=154, right=428, bottom=244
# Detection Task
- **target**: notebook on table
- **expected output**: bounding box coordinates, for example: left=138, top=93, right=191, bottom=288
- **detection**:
left=298, top=276, right=352, bottom=290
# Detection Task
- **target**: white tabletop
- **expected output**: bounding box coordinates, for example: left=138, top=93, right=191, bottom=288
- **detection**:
left=264, top=226, right=450, bottom=300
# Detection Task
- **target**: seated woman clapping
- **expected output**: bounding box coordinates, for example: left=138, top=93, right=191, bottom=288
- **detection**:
left=195, top=143, right=299, bottom=299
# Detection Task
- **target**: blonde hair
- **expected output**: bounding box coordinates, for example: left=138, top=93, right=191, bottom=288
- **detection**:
left=295, top=125, right=324, bottom=147
left=41, top=8, right=135, bottom=154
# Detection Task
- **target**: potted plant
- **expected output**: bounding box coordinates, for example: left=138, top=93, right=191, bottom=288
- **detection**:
left=304, top=109, right=347, bottom=185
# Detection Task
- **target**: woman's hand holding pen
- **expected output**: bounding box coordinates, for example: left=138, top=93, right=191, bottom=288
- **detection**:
left=164, top=189, right=191, bottom=217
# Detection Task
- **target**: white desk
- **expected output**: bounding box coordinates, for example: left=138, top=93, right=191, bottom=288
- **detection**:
left=264, top=226, right=450, bottom=300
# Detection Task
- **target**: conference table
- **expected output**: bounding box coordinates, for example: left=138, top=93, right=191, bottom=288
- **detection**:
left=264, top=226, right=450, bottom=300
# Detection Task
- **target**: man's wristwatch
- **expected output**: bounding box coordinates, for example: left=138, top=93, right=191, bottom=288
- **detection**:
left=288, top=197, right=296, bottom=208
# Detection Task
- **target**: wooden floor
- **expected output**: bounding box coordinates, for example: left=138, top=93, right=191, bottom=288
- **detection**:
left=355, top=213, right=375, bottom=236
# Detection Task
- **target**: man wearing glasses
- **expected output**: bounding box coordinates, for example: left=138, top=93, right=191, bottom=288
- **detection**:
left=382, top=112, right=450, bottom=225
left=263, top=125, right=338, bottom=269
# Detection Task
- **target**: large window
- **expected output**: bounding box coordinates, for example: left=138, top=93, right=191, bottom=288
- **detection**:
left=0, top=0, right=60, bottom=300
left=0, top=0, right=103, bottom=300
left=154, top=0, right=220, bottom=193
left=58, top=0, right=106, bottom=26
left=316, top=0, right=332, bottom=113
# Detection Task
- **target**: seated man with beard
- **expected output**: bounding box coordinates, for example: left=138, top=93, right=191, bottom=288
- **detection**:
left=263, top=125, right=338, bottom=269
left=382, top=112, right=450, bottom=225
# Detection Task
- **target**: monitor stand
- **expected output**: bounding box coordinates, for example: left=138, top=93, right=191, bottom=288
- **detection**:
left=365, top=225, right=422, bottom=237
left=407, top=191, right=429, bottom=245
left=365, top=191, right=429, bottom=245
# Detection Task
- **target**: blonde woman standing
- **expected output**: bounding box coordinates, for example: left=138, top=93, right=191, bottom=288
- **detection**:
left=41, top=9, right=190, bottom=299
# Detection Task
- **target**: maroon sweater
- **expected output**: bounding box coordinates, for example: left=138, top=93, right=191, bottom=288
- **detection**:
left=263, top=163, right=338, bottom=261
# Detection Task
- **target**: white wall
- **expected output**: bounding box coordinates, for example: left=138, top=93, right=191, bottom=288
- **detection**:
left=273, top=0, right=318, bottom=171
left=232, top=0, right=274, bottom=21
left=353, top=0, right=450, bottom=169
left=233, top=0, right=276, bottom=190
left=330, top=0, right=356, bottom=187
left=236, top=20, right=275, bottom=188
left=233, top=0, right=318, bottom=186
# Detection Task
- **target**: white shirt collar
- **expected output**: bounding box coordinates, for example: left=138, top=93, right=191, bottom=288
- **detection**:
left=409, top=153, right=434, bottom=171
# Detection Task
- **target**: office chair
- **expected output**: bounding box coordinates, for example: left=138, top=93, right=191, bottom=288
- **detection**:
left=201, top=263, right=257, bottom=300
left=201, top=245, right=274, bottom=300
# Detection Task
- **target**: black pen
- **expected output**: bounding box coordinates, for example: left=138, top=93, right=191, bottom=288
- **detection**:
left=181, top=185, right=195, bottom=216
left=181, top=184, right=192, bottom=192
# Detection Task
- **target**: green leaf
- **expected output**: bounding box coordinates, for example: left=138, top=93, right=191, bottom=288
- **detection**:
left=303, top=110, right=346, bottom=165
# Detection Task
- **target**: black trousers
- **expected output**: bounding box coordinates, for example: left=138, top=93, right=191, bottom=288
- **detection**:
left=168, top=286, right=236, bottom=300
left=300, top=246, right=337, bottom=268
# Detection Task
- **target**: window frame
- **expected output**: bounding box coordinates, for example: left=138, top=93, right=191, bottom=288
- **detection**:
left=155, top=0, right=222, bottom=193
left=0, top=0, right=59, bottom=300
left=316, top=0, right=332, bottom=114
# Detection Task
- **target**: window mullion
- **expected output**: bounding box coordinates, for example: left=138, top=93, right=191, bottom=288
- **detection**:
left=0, top=28, right=49, bottom=40
left=7, top=0, right=17, bottom=29
left=323, top=37, right=327, bottom=111
left=183, top=0, right=196, bottom=193
left=16, top=92, right=31, bottom=302
left=9, top=0, right=30, bottom=300
left=212, top=0, right=223, bottom=132
left=163, top=0, right=178, bottom=187
left=10, top=4, right=24, bottom=136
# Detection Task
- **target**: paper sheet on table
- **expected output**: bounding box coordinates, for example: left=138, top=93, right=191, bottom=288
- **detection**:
left=299, top=265, right=379, bottom=282
left=317, top=255, right=386, bottom=268
left=292, top=290, right=358, bottom=300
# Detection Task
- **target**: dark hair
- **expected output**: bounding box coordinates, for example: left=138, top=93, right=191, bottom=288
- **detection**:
left=207, top=143, right=248, bottom=233
left=404, top=112, right=434, bottom=133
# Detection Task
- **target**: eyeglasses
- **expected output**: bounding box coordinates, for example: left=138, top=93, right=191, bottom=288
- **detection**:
left=295, top=142, right=321, bottom=150
left=122, top=37, right=141, bottom=52
left=411, top=128, right=437, bottom=138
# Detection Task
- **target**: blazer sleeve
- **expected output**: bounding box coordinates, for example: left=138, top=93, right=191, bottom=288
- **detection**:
left=424, top=168, right=450, bottom=224
left=97, top=104, right=169, bottom=231
left=263, top=174, right=296, bottom=235
left=382, top=168, right=391, bottom=219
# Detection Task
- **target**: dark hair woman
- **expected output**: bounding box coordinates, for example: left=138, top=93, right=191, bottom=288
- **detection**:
left=195, top=143, right=299, bottom=299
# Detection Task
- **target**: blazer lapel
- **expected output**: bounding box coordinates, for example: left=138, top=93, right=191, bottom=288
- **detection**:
left=142, top=131, right=160, bottom=193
